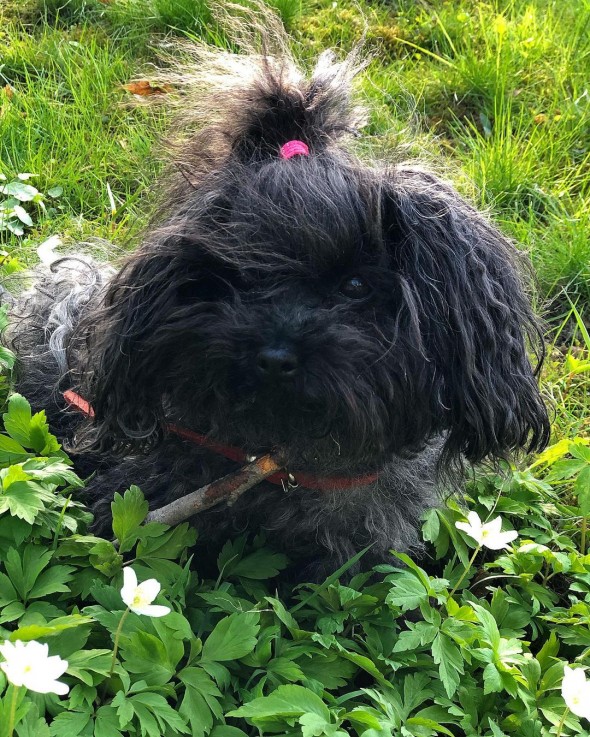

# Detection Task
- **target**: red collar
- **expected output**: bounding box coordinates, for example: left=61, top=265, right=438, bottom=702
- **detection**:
left=63, top=390, right=379, bottom=492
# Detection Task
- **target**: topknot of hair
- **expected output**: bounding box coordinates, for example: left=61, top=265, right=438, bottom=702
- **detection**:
left=143, top=1, right=369, bottom=191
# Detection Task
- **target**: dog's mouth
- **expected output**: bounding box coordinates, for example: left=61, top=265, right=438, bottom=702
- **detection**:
left=168, top=364, right=404, bottom=473
left=188, top=396, right=391, bottom=476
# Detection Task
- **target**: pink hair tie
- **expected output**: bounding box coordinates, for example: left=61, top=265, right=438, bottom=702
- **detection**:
left=279, top=140, right=309, bottom=159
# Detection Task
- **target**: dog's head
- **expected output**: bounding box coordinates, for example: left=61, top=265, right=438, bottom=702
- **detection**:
left=74, top=47, right=549, bottom=472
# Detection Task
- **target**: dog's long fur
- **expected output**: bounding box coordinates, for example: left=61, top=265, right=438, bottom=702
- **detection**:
left=2, top=25, right=550, bottom=576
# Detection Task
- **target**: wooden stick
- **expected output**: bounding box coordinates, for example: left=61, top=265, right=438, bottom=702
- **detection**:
left=145, top=453, right=283, bottom=526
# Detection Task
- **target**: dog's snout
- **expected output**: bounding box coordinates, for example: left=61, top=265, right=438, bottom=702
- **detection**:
left=256, top=345, right=299, bottom=381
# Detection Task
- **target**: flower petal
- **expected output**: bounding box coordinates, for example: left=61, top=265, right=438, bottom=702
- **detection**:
left=0, top=640, right=16, bottom=660
left=466, top=511, right=482, bottom=528
left=121, top=566, right=139, bottom=606
left=563, top=665, right=587, bottom=702
left=484, top=516, right=503, bottom=535
left=455, top=521, right=482, bottom=544
left=45, top=654, right=69, bottom=681
left=483, top=529, right=519, bottom=550
left=49, top=679, right=70, bottom=696
left=136, top=578, right=161, bottom=603
left=130, top=603, right=171, bottom=618
left=24, top=673, right=69, bottom=695
left=562, top=666, right=590, bottom=718
left=0, top=639, right=69, bottom=695
left=1, top=661, right=25, bottom=687
left=24, top=640, right=49, bottom=659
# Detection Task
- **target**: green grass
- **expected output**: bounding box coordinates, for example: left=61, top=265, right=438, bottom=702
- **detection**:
left=0, top=22, right=164, bottom=246
left=1, top=0, right=589, bottom=303
left=299, top=0, right=590, bottom=305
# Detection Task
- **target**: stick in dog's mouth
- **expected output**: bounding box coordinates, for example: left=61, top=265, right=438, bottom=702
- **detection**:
left=145, top=453, right=285, bottom=526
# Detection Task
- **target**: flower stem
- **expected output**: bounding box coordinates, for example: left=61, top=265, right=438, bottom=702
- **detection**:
left=449, top=546, right=481, bottom=599
left=556, top=706, right=570, bottom=737
left=6, top=685, right=21, bottom=737
left=581, top=516, right=587, bottom=555
left=109, top=608, right=130, bottom=680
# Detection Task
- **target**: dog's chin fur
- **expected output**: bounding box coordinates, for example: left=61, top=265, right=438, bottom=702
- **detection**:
left=2, top=28, right=550, bottom=578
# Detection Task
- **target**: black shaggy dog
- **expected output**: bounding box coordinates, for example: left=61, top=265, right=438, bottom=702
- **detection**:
left=3, top=30, right=549, bottom=577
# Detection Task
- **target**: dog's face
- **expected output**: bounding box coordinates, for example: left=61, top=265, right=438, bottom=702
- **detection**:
left=78, top=154, right=549, bottom=471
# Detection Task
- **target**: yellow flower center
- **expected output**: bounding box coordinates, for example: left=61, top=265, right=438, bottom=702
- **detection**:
left=482, top=529, right=489, bottom=537
left=132, top=593, right=143, bottom=607
left=24, top=665, right=32, bottom=673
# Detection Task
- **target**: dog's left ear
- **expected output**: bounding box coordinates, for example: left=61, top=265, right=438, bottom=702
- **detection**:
left=382, top=166, right=550, bottom=463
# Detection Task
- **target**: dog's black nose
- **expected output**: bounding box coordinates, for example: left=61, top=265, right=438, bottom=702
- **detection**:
left=256, top=345, right=299, bottom=380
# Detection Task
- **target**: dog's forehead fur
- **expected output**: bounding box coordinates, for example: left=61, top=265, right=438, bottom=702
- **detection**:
left=166, top=156, right=390, bottom=280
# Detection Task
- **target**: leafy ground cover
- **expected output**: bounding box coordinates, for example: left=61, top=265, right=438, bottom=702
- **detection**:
left=1, top=0, right=590, bottom=735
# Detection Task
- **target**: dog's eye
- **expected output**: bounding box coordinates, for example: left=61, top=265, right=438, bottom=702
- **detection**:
left=339, top=276, right=371, bottom=300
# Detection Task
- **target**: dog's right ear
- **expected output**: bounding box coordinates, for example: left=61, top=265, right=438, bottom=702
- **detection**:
left=380, top=166, right=549, bottom=464
left=72, top=241, right=209, bottom=453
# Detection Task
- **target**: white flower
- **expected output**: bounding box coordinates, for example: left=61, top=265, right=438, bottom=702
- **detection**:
left=455, top=511, right=518, bottom=550
left=562, top=665, right=590, bottom=720
left=120, top=566, right=171, bottom=617
left=0, top=640, right=69, bottom=695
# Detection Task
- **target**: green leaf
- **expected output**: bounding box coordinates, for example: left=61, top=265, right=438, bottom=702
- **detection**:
left=48, top=712, right=92, bottom=737
left=179, top=667, right=223, bottom=737
left=28, top=565, right=75, bottom=598
left=4, top=545, right=53, bottom=600
left=0, top=685, right=29, bottom=737
left=393, top=621, right=438, bottom=651
left=121, top=630, right=177, bottom=686
left=575, top=466, right=590, bottom=514
left=432, top=632, right=464, bottom=698
left=227, top=685, right=331, bottom=721
left=94, top=706, right=123, bottom=737
left=210, top=728, right=248, bottom=737
left=111, top=486, right=149, bottom=552
left=227, top=548, right=289, bottom=579
left=473, top=603, right=501, bottom=651
left=0, top=346, right=15, bottom=370
left=299, top=712, right=346, bottom=737
left=0, top=572, right=18, bottom=606
left=13, top=205, right=33, bottom=226
left=0, top=436, right=31, bottom=465
left=3, top=394, right=31, bottom=446
left=112, top=692, right=134, bottom=729
left=486, top=718, right=509, bottom=737
left=201, top=612, right=260, bottom=662
left=28, top=411, right=60, bottom=455
left=536, top=632, right=559, bottom=672
left=0, top=601, right=25, bottom=624
left=0, top=181, right=39, bottom=202
left=13, top=704, right=50, bottom=737
left=483, top=662, right=503, bottom=694
left=407, top=717, right=454, bottom=736
left=0, top=468, right=46, bottom=523
left=264, top=596, right=302, bottom=632
left=385, top=572, right=428, bottom=611
left=136, top=521, right=197, bottom=559
left=22, top=458, right=83, bottom=488
left=66, top=650, right=112, bottom=687
left=298, top=653, right=356, bottom=690
left=10, top=615, right=94, bottom=642
left=127, top=692, right=190, bottom=735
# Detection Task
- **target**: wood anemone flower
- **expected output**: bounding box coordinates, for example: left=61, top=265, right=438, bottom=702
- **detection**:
left=455, top=511, right=518, bottom=550
left=120, top=566, right=171, bottom=617
left=0, top=640, right=69, bottom=695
